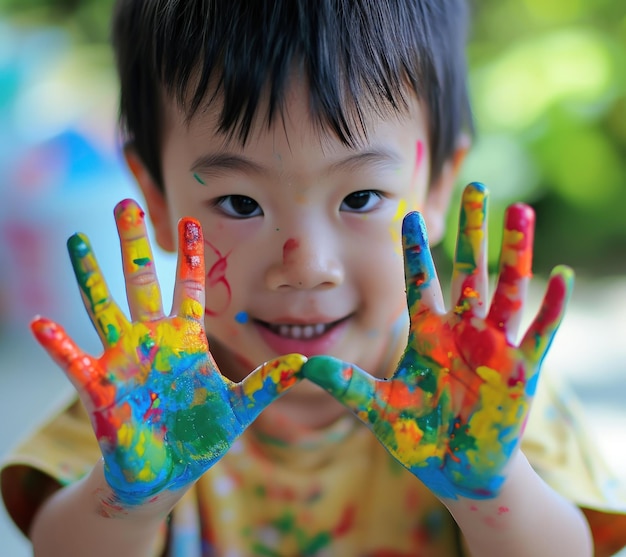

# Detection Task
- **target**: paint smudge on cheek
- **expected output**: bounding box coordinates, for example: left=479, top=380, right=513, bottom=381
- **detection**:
left=204, top=239, right=232, bottom=316
left=234, top=311, right=249, bottom=324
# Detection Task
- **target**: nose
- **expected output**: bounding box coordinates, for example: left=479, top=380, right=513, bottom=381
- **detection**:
left=264, top=230, right=344, bottom=291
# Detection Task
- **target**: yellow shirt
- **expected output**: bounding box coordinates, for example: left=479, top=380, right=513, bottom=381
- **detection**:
left=2, top=371, right=625, bottom=556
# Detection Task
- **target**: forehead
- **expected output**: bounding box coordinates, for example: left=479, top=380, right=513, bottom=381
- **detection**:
left=161, top=77, right=428, bottom=156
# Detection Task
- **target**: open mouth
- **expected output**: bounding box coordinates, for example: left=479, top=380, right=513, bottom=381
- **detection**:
left=255, top=316, right=350, bottom=340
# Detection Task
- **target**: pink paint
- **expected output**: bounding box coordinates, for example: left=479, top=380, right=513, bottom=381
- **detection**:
left=282, top=238, right=300, bottom=264
left=411, top=140, right=424, bottom=183
left=204, top=239, right=232, bottom=316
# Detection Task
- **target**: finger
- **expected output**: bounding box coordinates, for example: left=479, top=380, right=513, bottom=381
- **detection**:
left=30, top=317, right=115, bottom=408
left=172, top=218, right=206, bottom=321
left=519, top=265, right=574, bottom=381
left=114, top=199, right=164, bottom=322
left=486, top=203, right=534, bottom=342
left=451, top=182, right=489, bottom=319
left=402, top=212, right=445, bottom=318
left=231, top=353, right=307, bottom=425
left=302, top=356, right=378, bottom=418
left=67, top=233, right=130, bottom=347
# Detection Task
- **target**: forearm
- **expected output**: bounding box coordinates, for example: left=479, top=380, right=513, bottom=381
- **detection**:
left=30, top=460, right=178, bottom=557
left=443, top=451, right=592, bottom=557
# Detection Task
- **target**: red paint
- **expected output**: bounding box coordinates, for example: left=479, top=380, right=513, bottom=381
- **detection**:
left=333, top=504, right=356, bottom=537
left=179, top=220, right=204, bottom=282
left=282, top=238, right=300, bottom=264
left=203, top=239, right=232, bottom=316
left=532, top=274, right=567, bottom=334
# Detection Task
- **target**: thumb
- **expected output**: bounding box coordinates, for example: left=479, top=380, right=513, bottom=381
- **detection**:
left=230, top=353, right=306, bottom=426
left=302, top=356, right=378, bottom=416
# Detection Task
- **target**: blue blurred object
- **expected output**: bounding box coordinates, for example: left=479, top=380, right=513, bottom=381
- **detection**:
left=0, top=21, right=174, bottom=348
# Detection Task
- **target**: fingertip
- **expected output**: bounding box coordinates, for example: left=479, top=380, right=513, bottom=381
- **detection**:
left=277, top=353, right=307, bottom=372
left=464, top=181, right=487, bottom=195
left=113, top=198, right=142, bottom=217
left=505, top=203, right=535, bottom=233
left=402, top=211, right=427, bottom=242
left=302, top=356, right=353, bottom=392
left=550, top=264, right=575, bottom=284
left=66, top=232, right=90, bottom=255
left=30, top=316, right=58, bottom=338
left=114, top=198, right=147, bottom=231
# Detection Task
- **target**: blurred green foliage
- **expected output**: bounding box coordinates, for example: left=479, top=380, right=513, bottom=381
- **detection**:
left=1, top=0, right=625, bottom=277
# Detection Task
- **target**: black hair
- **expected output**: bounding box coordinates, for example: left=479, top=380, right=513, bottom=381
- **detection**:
left=112, top=0, right=473, bottom=189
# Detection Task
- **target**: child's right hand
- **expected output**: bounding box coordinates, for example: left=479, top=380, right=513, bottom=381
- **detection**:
left=31, top=199, right=305, bottom=508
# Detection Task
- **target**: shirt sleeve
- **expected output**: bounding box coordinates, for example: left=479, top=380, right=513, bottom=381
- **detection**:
left=0, top=394, right=165, bottom=557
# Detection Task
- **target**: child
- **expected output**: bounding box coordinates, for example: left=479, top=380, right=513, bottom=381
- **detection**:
left=2, top=0, right=626, bottom=555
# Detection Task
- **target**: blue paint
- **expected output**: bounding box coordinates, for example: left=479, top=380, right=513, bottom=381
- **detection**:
left=235, top=311, right=249, bottom=324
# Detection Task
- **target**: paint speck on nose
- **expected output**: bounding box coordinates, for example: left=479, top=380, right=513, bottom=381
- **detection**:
left=234, top=311, right=249, bottom=324
left=283, top=238, right=300, bottom=264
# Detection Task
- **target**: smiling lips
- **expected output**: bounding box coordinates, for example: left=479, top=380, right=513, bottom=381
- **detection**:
left=254, top=316, right=350, bottom=356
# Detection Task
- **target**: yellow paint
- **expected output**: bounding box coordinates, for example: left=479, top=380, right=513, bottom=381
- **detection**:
left=123, top=235, right=154, bottom=274
left=117, top=423, right=134, bottom=450
left=135, top=284, right=162, bottom=315
left=467, top=365, right=527, bottom=468
left=391, top=418, right=446, bottom=467
left=180, top=299, right=204, bottom=320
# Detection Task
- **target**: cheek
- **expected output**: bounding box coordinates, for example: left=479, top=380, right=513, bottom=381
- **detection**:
left=356, top=233, right=407, bottom=325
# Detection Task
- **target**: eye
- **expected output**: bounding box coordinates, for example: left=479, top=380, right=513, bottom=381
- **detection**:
left=340, top=190, right=383, bottom=213
left=215, top=195, right=263, bottom=218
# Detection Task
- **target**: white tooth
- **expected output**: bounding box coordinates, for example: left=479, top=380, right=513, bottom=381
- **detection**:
left=314, top=323, right=325, bottom=335
left=291, top=325, right=302, bottom=339
left=303, top=325, right=314, bottom=338
left=279, top=325, right=290, bottom=337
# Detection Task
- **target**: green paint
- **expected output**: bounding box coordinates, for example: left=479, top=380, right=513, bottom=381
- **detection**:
left=193, top=173, right=205, bottom=185
left=449, top=419, right=477, bottom=454
left=104, top=322, right=120, bottom=345
left=133, top=257, right=151, bottom=267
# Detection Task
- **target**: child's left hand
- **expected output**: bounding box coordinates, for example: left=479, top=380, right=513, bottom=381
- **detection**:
left=303, top=182, right=574, bottom=501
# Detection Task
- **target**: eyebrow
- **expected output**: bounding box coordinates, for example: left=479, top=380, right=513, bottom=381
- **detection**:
left=190, top=153, right=268, bottom=180
left=190, top=147, right=402, bottom=181
left=326, top=148, right=403, bottom=174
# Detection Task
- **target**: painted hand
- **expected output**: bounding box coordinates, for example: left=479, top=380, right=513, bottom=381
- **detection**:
left=31, top=200, right=305, bottom=507
left=303, top=183, right=573, bottom=500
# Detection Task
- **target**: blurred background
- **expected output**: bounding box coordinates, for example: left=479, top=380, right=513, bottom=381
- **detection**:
left=0, top=0, right=624, bottom=555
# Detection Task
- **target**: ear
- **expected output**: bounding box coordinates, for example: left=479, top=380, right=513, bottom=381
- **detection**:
left=124, top=145, right=176, bottom=253
left=422, top=133, right=470, bottom=245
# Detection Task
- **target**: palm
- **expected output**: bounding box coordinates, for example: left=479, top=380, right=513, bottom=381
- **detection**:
left=304, top=183, right=572, bottom=500
left=32, top=200, right=304, bottom=506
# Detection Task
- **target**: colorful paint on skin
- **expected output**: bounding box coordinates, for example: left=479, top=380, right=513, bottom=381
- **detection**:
left=31, top=203, right=306, bottom=508
left=235, top=311, right=249, bottom=324
left=282, top=238, right=300, bottom=265
left=303, top=183, right=573, bottom=501
left=486, top=203, right=534, bottom=335
left=193, top=172, right=206, bottom=185
left=453, top=182, right=487, bottom=317
left=411, top=140, right=424, bottom=184
left=204, top=239, right=232, bottom=316
left=114, top=200, right=162, bottom=318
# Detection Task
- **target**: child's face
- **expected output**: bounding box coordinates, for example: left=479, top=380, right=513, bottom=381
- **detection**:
left=137, top=82, right=455, bottom=386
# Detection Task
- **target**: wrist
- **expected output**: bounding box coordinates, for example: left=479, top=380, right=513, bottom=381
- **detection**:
left=90, top=459, right=184, bottom=521
left=440, top=451, right=592, bottom=557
